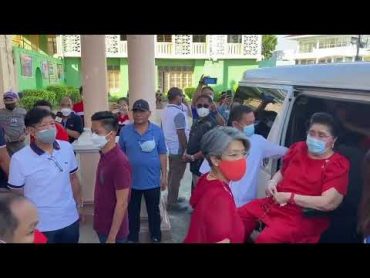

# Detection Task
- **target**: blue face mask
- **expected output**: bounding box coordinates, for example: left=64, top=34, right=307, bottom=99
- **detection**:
left=243, top=124, right=255, bottom=137
left=306, top=135, right=326, bottom=155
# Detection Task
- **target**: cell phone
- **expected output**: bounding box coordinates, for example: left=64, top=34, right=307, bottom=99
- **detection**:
left=203, top=77, right=217, bottom=84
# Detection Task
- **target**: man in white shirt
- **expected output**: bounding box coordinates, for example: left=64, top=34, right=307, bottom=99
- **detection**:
left=199, top=105, right=288, bottom=207
left=8, top=108, right=83, bottom=243
left=161, top=88, right=189, bottom=211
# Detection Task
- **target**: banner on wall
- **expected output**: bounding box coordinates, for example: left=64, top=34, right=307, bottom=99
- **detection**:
left=48, top=61, right=54, bottom=76
left=57, top=64, right=64, bottom=80
left=41, top=61, right=48, bottom=78
left=20, top=54, right=32, bottom=77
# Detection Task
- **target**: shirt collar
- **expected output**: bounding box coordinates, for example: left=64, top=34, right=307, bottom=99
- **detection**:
left=100, top=144, right=119, bottom=159
left=30, top=141, right=60, bottom=156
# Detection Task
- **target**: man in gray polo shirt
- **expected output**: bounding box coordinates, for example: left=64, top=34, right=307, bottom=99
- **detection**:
left=0, top=91, right=27, bottom=156
left=8, top=108, right=83, bottom=243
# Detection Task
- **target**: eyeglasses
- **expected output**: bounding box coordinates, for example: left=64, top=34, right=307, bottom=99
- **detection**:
left=222, top=151, right=249, bottom=159
left=196, top=104, right=210, bottom=109
left=307, top=130, right=332, bottom=139
left=48, top=156, right=63, bottom=172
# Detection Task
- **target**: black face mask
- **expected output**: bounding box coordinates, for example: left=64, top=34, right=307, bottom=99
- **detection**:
left=5, top=104, right=16, bottom=111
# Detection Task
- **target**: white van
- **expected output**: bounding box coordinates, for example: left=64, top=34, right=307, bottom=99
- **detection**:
left=235, top=62, right=370, bottom=243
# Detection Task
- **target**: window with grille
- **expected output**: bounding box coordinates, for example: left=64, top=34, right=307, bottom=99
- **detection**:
left=47, top=37, right=57, bottom=55
left=227, top=35, right=242, bottom=43
left=158, top=66, right=193, bottom=93
left=193, top=35, right=206, bottom=43
left=157, top=35, right=172, bottom=42
left=107, top=65, right=120, bottom=91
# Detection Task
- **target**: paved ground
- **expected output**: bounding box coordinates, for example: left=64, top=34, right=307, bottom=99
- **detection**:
left=79, top=108, right=192, bottom=243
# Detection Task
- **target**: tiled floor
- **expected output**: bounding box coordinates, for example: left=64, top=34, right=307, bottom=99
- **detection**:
left=79, top=165, right=192, bottom=243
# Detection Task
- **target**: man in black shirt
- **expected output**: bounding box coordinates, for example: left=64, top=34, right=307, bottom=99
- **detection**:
left=184, top=95, right=218, bottom=190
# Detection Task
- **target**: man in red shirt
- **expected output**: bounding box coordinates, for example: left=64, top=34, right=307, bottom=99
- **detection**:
left=91, top=111, right=132, bottom=243
left=73, top=86, right=84, bottom=126
left=32, top=100, right=69, bottom=142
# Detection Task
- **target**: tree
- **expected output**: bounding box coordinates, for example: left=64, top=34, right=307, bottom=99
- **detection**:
left=262, top=35, right=278, bottom=60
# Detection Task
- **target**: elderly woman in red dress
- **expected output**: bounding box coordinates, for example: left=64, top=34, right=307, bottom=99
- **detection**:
left=184, top=126, right=250, bottom=243
left=238, top=112, right=350, bottom=243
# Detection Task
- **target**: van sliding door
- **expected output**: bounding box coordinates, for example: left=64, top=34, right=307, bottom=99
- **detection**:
left=236, top=84, right=294, bottom=198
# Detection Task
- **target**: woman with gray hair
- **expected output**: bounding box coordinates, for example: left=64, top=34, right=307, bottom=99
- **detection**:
left=184, top=126, right=250, bottom=243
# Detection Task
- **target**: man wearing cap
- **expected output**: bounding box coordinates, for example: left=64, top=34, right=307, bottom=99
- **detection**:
left=119, top=99, right=168, bottom=243
left=161, top=87, right=189, bottom=211
left=0, top=91, right=27, bottom=156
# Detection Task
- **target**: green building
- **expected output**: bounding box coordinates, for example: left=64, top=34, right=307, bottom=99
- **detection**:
left=11, top=35, right=64, bottom=91
left=61, top=35, right=262, bottom=97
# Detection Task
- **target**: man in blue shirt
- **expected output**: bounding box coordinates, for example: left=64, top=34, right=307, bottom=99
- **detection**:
left=119, top=99, right=168, bottom=243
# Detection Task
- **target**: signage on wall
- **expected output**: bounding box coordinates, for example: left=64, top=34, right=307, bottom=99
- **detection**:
left=20, top=54, right=32, bottom=77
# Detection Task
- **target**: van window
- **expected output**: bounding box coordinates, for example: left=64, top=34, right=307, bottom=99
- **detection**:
left=235, top=86, right=286, bottom=138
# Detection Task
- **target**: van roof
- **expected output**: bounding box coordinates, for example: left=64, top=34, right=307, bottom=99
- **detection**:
left=239, top=62, right=370, bottom=91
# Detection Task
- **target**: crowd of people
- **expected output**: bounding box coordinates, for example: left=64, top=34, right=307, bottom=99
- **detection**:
left=1, top=74, right=370, bottom=244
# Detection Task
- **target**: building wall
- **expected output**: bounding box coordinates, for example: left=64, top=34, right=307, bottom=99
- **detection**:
left=13, top=47, right=64, bottom=91
left=63, top=57, right=259, bottom=97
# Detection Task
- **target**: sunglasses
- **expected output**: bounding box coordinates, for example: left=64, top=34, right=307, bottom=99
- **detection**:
left=196, top=104, right=210, bottom=109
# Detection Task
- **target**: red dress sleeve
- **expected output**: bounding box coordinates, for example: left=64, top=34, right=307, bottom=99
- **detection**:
left=34, top=230, right=48, bottom=244
left=56, top=123, right=70, bottom=141
left=281, top=142, right=304, bottom=175
left=203, top=193, right=236, bottom=242
left=322, top=154, right=350, bottom=195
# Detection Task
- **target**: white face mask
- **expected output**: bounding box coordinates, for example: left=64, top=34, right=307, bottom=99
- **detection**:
left=61, top=108, right=72, bottom=117
left=197, top=107, right=210, bottom=118
left=139, top=138, right=156, bottom=152
left=91, top=132, right=111, bottom=148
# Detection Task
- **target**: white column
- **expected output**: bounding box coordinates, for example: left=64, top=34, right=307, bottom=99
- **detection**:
left=0, top=35, right=17, bottom=108
left=127, top=35, right=156, bottom=120
left=80, top=35, right=109, bottom=128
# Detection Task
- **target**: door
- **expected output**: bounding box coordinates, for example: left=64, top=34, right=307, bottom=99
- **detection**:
left=235, top=84, right=295, bottom=198
left=35, top=67, right=43, bottom=89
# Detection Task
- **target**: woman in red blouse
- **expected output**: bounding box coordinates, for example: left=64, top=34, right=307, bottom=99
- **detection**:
left=184, top=126, right=250, bottom=243
left=238, top=112, right=350, bottom=243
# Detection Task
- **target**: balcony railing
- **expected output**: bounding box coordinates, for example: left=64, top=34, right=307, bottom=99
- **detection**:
left=226, top=43, right=243, bottom=56
left=60, top=35, right=262, bottom=60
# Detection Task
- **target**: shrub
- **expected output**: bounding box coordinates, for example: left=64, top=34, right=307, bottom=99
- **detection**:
left=20, top=89, right=56, bottom=110
left=184, top=87, right=196, bottom=100
left=46, top=85, right=81, bottom=104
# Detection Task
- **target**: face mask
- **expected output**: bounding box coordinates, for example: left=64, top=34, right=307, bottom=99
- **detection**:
left=218, top=158, right=247, bottom=181
left=91, top=132, right=111, bottom=148
left=306, top=135, right=327, bottom=155
left=61, top=108, right=72, bottom=117
left=197, top=107, right=210, bottom=118
left=243, top=124, right=255, bottom=137
left=5, top=104, right=16, bottom=111
left=139, top=138, right=156, bottom=152
left=36, top=128, right=57, bottom=145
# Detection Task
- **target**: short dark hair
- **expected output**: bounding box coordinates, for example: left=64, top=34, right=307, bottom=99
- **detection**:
left=227, top=105, right=254, bottom=126
left=91, top=111, right=119, bottom=132
left=0, top=192, right=26, bottom=242
left=167, top=87, right=183, bottom=101
left=195, top=94, right=213, bottom=104
left=309, top=112, right=339, bottom=138
left=25, top=108, right=53, bottom=127
left=34, top=100, right=52, bottom=109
